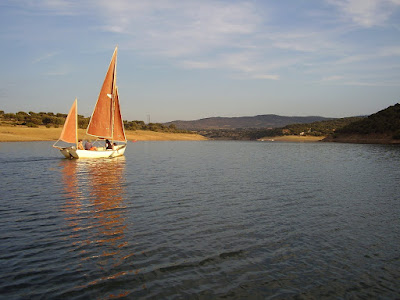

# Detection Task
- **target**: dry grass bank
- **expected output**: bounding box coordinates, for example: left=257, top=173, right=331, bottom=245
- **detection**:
left=259, top=135, right=325, bottom=142
left=0, top=126, right=207, bottom=142
left=0, top=126, right=63, bottom=142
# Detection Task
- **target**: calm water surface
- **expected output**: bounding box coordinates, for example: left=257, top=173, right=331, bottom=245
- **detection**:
left=0, top=141, right=399, bottom=299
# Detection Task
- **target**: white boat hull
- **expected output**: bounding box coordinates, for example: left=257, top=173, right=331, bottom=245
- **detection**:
left=59, top=145, right=126, bottom=159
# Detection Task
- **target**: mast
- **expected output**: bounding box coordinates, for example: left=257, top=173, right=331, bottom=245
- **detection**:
left=111, top=46, right=118, bottom=143
left=75, top=99, right=78, bottom=148
left=111, top=93, right=114, bottom=144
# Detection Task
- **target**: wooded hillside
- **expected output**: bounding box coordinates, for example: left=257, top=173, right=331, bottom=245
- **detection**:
left=198, top=117, right=364, bottom=140
left=335, top=103, right=400, bottom=138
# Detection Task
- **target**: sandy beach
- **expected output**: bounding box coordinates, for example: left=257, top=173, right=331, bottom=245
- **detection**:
left=0, top=126, right=207, bottom=142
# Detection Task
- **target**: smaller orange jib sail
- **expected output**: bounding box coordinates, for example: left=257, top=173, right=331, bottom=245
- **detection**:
left=59, top=98, right=78, bottom=145
left=112, top=87, right=126, bottom=142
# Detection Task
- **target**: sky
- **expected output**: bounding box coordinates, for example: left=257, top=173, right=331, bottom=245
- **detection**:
left=0, top=0, right=400, bottom=122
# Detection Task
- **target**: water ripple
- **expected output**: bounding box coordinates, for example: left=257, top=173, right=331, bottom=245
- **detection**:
left=0, top=142, right=399, bottom=298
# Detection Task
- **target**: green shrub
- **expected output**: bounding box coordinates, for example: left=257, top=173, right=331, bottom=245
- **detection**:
left=393, top=130, right=400, bottom=140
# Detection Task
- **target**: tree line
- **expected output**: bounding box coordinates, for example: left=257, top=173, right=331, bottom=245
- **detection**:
left=3, top=103, right=398, bottom=139
left=335, top=103, right=400, bottom=139
left=0, top=110, right=190, bottom=134
left=0, top=111, right=80, bottom=128
left=197, top=117, right=365, bottom=140
left=123, top=120, right=189, bottom=133
left=267, top=117, right=364, bottom=138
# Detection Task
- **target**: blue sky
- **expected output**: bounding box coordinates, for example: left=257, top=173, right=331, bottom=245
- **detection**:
left=1, top=0, right=399, bottom=122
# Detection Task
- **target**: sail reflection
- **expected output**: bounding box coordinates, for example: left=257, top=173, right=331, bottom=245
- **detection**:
left=87, top=157, right=128, bottom=262
left=60, top=157, right=128, bottom=269
left=61, top=159, right=81, bottom=236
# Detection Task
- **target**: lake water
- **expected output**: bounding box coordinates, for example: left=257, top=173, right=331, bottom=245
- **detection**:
left=0, top=141, right=399, bottom=299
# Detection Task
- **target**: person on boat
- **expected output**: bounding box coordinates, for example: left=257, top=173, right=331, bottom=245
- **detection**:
left=78, top=140, right=84, bottom=150
left=105, top=139, right=113, bottom=150
left=90, top=146, right=98, bottom=151
left=85, top=140, right=92, bottom=150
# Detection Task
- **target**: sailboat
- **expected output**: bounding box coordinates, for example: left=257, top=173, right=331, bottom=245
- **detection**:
left=53, top=46, right=127, bottom=159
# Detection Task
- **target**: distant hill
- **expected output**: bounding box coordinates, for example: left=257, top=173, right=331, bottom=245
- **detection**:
left=324, top=103, right=400, bottom=144
left=165, top=115, right=332, bottom=130
left=200, top=116, right=364, bottom=140
left=335, top=103, right=400, bottom=135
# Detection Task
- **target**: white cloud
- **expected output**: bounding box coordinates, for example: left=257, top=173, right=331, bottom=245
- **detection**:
left=13, top=0, right=87, bottom=16
left=327, top=0, right=400, bottom=27
left=182, top=60, right=215, bottom=70
left=266, top=29, right=342, bottom=55
left=343, top=80, right=400, bottom=86
left=252, top=74, right=280, bottom=80
left=182, top=51, right=282, bottom=80
left=321, top=75, right=344, bottom=81
left=379, top=46, right=400, bottom=56
left=93, top=0, right=283, bottom=78
left=7, top=0, right=399, bottom=85
left=45, top=69, right=69, bottom=76
left=96, top=0, right=260, bottom=56
left=32, top=52, right=59, bottom=64
left=335, top=45, right=400, bottom=65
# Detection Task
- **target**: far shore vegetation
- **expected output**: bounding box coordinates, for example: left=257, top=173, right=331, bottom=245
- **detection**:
left=2, top=103, right=399, bottom=143
left=197, top=117, right=364, bottom=140
left=197, top=103, right=400, bottom=142
left=0, top=110, right=190, bottom=134
left=0, top=110, right=206, bottom=142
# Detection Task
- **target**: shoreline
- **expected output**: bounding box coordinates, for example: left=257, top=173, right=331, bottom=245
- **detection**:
left=2, top=126, right=398, bottom=144
left=0, top=126, right=207, bottom=142
left=258, top=135, right=325, bottom=142
left=322, top=133, right=400, bottom=144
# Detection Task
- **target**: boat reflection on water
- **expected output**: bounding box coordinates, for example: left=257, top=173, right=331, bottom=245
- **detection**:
left=60, top=157, right=133, bottom=296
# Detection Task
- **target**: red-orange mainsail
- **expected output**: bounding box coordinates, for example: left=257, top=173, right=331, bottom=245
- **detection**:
left=86, top=47, right=118, bottom=139
left=59, top=98, right=77, bottom=145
